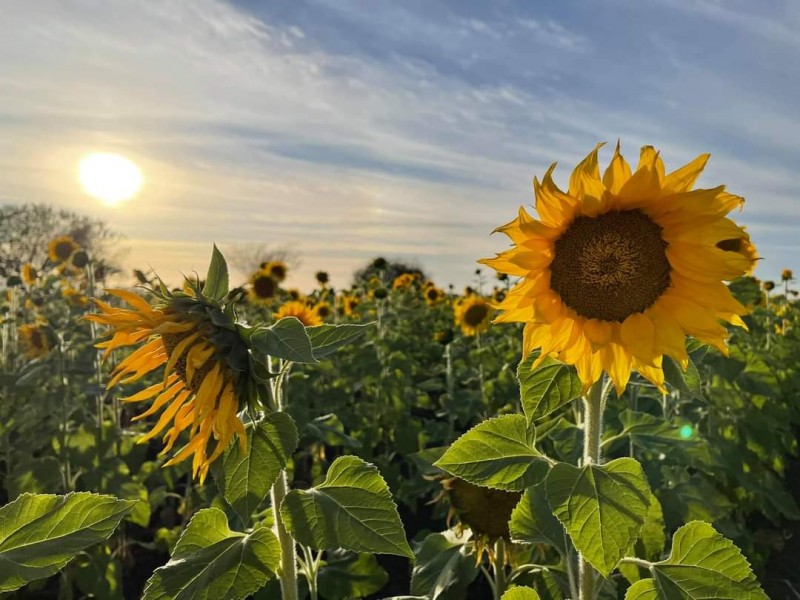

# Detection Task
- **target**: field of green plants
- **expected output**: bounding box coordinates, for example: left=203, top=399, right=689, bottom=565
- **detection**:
left=1, top=197, right=799, bottom=600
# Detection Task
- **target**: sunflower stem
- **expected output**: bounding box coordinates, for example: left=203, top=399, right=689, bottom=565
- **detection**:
left=269, top=358, right=298, bottom=600
left=579, top=378, right=605, bottom=600
left=491, top=538, right=508, bottom=600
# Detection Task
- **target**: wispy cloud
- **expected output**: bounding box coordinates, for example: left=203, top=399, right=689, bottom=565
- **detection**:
left=0, top=0, right=798, bottom=287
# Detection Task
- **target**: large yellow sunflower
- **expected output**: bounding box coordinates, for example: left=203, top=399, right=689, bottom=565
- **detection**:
left=275, top=300, right=322, bottom=327
left=86, top=287, right=249, bottom=482
left=481, top=143, right=758, bottom=394
left=455, top=295, right=493, bottom=336
left=48, top=236, right=80, bottom=263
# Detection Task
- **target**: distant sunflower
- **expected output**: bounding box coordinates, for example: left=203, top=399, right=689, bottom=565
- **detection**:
left=424, top=286, right=444, bottom=306
left=21, top=264, right=37, bottom=286
left=264, top=261, right=288, bottom=282
left=313, top=301, right=333, bottom=321
left=18, top=323, right=51, bottom=359
left=782, top=269, right=793, bottom=282
left=481, top=143, right=758, bottom=393
left=393, top=273, right=415, bottom=289
left=343, top=296, right=360, bottom=317
left=250, top=269, right=278, bottom=303
left=315, top=271, right=329, bottom=286
left=86, top=287, right=251, bottom=482
left=275, top=301, right=322, bottom=327
left=48, top=236, right=79, bottom=263
left=455, top=295, right=492, bottom=337
left=62, top=287, right=88, bottom=307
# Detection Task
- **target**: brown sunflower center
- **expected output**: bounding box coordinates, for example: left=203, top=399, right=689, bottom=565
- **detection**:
left=162, top=329, right=215, bottom=392
left=55, top=241, right=74, bottom=260
left=549, top=209, right=670, bottom=322
left=464, top=303, right=489, bottom=326
left=253, top=275, right=277, bottom=298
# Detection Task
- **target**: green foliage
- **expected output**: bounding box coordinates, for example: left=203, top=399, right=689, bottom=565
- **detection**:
left=0, top=492, right=135, bottom=592
left=502, top=587, right=541, bottom=600
left=251, top=317, right=317, bottom=364
left=518, top=355, right=582, bottom=421
left=509, top=482, right=567, bottom=555
left=281, top=455, right=413, bottom=558
left=307, top=323, right=372, bottom=358
left=317, top=550, right=389, bottom=600
left=434, top=415, right=550, bottom=491
left=410, top=532, right=478, bottom=599
left=142, top=508, right=280, bottom=600
left=625, top=522, right=768, bottom=599
left=546, top=458, right=651, bottom=576
left=219, top=412, right=298, bottom=524
left=202, top=244, right=230, bottom=301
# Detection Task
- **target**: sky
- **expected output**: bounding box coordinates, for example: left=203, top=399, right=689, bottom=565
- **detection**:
left=1, top=0, right=799, bottom=290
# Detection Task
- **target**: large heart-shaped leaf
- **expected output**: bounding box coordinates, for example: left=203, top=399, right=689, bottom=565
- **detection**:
left=434, top=415, right=549, bottom=491
left=546, top=457, right=651, bottom=576
left=0, top=492, right=135, bottom=592
left=518, top=355, right=582, bottom=422
left=142, top=508, right=280, bottom=600
left=281, top=456, right=412, bottom=558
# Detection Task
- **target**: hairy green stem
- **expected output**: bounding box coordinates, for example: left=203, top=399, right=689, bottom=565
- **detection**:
left=579, top=379, right=605, bottom=600
left=492, top=538, right=508, bottom=600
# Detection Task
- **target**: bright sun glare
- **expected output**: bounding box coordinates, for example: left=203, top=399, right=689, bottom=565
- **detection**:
left=78, top=152, right=143, bottom=205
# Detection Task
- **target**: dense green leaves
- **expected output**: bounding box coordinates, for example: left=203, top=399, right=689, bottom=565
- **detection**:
left=281, top=455, right=413, bottom=558
left=142, top=508, right=280, bottom=600
left=251, top=317, right=317, bottom=363
left=410, top=533, right=478, bottom=600
left=502, top=587, right=541, bottom=600
left=202, top=244, right=229, bottom=302
left=317, top=551, right=389, bottom=600
left=546, top=458, right=651, bottom=576
left=306, top=323, right=373, bottom=358
left=221, top=412, right=298, bottom=524
left=625, top=521, right=768, bottom=600
left=518, top=355, right=582, bottom=421
left=0, top=492, right=135, bottom=592
left=509, top=482, right=567, bottom=555
left=434, top=415, right=549, bottom=491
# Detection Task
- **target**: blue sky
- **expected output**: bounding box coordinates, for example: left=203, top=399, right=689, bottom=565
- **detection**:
left=1, top=0, right=798, bottom=289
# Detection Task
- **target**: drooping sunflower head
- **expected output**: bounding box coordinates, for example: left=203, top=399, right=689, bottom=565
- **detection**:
left=86, top=271, right=257, bottom=482
left=275, top=300, right=322, bottom=327
left=249, top=269, right=279, bottom=303
left=315, top=271, right=329, bottom=286
left=313, top=301, right=333, bottom=321
left=455, top=295, right=493, bottom=337
left=481, top=143, right=758, bottom=394
left=782, top=269, right=793, bottom=282
left=263, top=260, right=288, bottom=282
left=19, top=323, right=52, bottom=359
left=21, top=264, right=37, bottom=286
left=763, top=280, right=775, bottom=292
left=48, top=236, right=80, bottom=263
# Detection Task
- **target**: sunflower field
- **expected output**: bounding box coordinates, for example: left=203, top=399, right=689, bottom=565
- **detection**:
left=1, top=145, right=800, bottom=600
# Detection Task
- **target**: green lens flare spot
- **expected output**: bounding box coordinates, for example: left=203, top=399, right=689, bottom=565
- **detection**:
left=679, top=424, right=694, bottom=440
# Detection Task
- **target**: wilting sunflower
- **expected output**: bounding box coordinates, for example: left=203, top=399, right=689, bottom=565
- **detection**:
left=21, top=264, right=37, bottom=286
left=86, top=286, right=251, bottom=482
left=313, top=301, right=333, bottom=321
left=249, top=269, right=278, bottom=303
left=48, top=236, right=80, bottom=263
left=18, top=323, right=52, bottom=359
left=481, top=143, right=758, bottom=393
left=392, top=273, right=415, bottom=289
left=263, top=260, right=288, bottom=282
left=455, top=295, right=493, bottom=337
left=275, top=301, right=322, bottom=327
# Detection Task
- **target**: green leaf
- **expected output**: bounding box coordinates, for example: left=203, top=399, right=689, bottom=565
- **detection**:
left=621, top=492, right=666, bottom=585
left=434, top=415, right=549, bottom=491
left=546, top=458, right=651, bottom=576
left=509, top=482, right=567, bottom=555
left=0, top=492, right=135, bottom=592
left=625, top=521, right=768, bottom=600
left=251, top=318, right=317, bottom=364
left=306, top=323, right=373, bottom=358
left=281, top=455, right=413, bottom=558
left=612, top=411, right=710, bottom=463
left=502, top=587, right=541, bottom=600
left=518, top=355, right=582, bottom=421
left=202, top=245, right=229, bottom=302
left=410, top=532, right=478, bottom=600
left=142, top=508, right=280, bottom=600
left=221, top=412, right=298, bottom=524
left=662, top=356, right=702, bottom=398
left=317, top=550, right=389, bottom=600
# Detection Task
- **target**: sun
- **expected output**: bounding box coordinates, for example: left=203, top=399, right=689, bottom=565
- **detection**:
left=78, top=152, right=143, bottom=205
